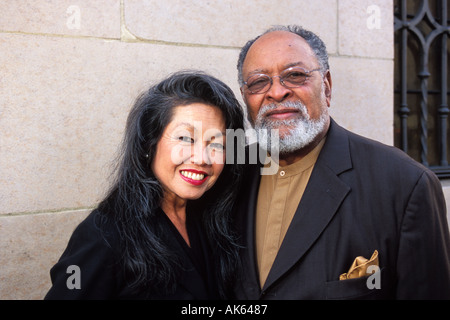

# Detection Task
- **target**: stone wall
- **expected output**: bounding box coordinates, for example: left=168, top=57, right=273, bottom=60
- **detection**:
left=0, top=0, right=447, bottom=299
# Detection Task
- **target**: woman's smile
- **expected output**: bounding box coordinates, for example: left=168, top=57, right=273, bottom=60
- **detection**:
left=179, top=169, right=209, bottom=185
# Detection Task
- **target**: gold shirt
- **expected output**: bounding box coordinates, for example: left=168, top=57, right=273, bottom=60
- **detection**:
left=255, top=137, right=326, bottom=288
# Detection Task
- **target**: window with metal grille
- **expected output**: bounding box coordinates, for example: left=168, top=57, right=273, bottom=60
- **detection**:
left=394, top=0, right=450, bottom=178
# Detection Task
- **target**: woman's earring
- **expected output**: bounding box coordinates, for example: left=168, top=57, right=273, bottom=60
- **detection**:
left=144, top=154, right=149, bottom=158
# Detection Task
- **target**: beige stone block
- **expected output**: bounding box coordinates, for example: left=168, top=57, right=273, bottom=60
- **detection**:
left=338, top=0, right=393, bottom=59
left=0, top=0, right=121, bottom=38
left=328, top=56, right=394, bottom=145
left=123, top=0, right=338, bottom=53
left=0, top=33, right=241, bottom=215
left=0, top=210, right=90, bottom=299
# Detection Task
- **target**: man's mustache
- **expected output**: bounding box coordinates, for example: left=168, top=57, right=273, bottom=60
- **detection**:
left=256, top=101, right=309, bottom=125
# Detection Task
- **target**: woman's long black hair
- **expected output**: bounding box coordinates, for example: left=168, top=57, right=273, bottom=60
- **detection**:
left=97, top=70, right=245, bottom=298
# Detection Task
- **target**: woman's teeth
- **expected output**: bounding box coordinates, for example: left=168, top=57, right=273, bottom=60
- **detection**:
left=181, top=171, right=205, bottom=181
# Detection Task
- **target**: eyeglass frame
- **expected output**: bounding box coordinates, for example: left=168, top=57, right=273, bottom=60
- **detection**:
left=242, top=66, right=323, bottom=94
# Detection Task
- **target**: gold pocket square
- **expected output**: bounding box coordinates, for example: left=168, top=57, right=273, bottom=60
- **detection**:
left=339, top=250, right=379, bottom=280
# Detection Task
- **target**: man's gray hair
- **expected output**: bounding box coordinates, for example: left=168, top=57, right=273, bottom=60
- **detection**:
left=237, top=25, right=329, bottom=86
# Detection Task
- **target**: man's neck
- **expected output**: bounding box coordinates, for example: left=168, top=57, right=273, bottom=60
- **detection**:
left=278, top=125, right=329, bottom=167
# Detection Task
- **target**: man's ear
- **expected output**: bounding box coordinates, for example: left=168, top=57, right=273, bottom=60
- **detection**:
left=240, top=86, right=250, bottom=110
left=323, top=70, right=332, bottom=107
left=240, top=86, right=245, bottom=102
left=240, top=87, right=254, bottom=126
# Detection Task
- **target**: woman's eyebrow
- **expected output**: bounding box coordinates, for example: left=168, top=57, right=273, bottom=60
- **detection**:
left=175, top=122, right=195, bottom=129
left=174, top=123, right=226, bottom=137
left=209, top=131, right=226, bottom=140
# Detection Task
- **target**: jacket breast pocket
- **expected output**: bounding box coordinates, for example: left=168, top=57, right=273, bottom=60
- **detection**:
left=325, top=268, right=385, bottom=300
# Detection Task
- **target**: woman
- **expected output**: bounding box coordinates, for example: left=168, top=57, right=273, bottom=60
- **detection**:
left=45, top=71, right=245, bottom=299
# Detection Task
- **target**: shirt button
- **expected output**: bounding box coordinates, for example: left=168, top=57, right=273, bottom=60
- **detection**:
left=280, top=170, right=286, bottom=176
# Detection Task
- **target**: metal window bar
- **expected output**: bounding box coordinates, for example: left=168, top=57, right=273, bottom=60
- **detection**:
left=394, top=0, right=450, bottom=178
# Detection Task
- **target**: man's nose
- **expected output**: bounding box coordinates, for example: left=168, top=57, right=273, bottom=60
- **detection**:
left=265, top=77, right=292, bottom=102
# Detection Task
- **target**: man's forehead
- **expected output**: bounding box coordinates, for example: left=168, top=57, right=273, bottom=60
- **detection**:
left=243, top=31, right=316, bottom=74
left=256, top=30, right=308, bottom=44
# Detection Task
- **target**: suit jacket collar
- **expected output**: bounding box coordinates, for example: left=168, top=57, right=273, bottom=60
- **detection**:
left=244, top=119, right=353, bottom=293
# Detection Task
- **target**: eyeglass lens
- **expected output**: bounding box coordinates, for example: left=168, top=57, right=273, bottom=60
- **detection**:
left=245, top=67, right=312, bottom=94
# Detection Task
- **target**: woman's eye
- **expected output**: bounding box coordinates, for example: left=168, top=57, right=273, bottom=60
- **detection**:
left=178, top=136, right=194, bottom=143
left=209, top=143, right=224, bottom=151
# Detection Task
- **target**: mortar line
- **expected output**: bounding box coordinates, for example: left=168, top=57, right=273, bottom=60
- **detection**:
left=0, top=207, right=95, bottom=217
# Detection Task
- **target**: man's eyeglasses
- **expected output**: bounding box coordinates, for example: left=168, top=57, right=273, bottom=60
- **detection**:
left=243, top=66, right=322, bottom=94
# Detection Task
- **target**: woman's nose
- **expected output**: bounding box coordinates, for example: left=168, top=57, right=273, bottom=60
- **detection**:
left=191, top=143, right=211, bottom=165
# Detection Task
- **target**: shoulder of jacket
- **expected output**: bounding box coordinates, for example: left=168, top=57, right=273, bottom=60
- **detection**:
left=68, top=209, right=119, bottom=251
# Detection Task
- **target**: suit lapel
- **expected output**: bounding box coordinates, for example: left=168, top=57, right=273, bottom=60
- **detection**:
left=242, top=162, right=263, bottom=292
left=262, top=119, right=353, bottom=292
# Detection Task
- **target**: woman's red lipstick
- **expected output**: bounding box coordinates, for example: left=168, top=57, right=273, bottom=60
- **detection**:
left=179, top=169, right=208, bottom=186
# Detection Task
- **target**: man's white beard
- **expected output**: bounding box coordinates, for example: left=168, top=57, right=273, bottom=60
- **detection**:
left=254, top=100, right=328, bottom=155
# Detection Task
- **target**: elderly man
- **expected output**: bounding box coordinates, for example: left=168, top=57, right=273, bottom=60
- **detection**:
left=232, top=25, right=450, bottom=299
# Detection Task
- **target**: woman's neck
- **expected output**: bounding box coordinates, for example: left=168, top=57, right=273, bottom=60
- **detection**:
left=160, top=196, right=190, bottom=247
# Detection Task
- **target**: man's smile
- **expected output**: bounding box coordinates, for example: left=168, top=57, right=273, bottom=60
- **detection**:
left=265, top=108, right=300, bottom=120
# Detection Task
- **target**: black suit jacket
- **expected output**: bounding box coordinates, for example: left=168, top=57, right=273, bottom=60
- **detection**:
left=233, top=119, right=450, bottom=300
left=45, top=209, right=219, bottom=300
